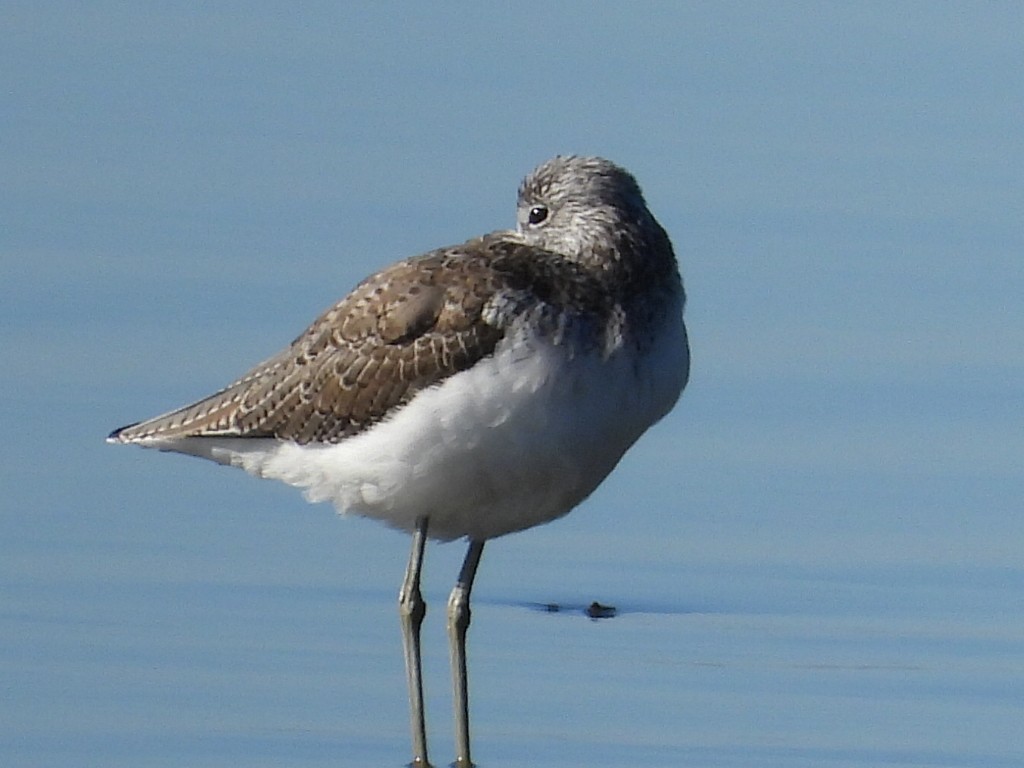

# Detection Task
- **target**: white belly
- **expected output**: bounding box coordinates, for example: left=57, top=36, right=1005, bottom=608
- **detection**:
left=158, top=307, right=688, bottom=542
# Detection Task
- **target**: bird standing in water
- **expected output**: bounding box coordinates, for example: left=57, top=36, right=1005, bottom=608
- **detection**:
left=108, top=155, right=690, bottom=766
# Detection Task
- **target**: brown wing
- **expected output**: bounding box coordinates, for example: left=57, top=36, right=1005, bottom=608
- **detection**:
left=108, top=239, right=511, bottom=445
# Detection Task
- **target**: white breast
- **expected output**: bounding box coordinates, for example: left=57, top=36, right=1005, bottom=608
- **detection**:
left=160, top=299, right=688, bottom=542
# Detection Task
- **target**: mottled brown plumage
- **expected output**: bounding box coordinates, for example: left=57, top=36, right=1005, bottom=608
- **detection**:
left=108, top=231, right=633, bottom=445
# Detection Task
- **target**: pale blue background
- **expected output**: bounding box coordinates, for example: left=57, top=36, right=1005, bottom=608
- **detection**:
left=2, top=4, right=1022, bottom=767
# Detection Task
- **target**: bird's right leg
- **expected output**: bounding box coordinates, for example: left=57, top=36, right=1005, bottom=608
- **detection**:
left=399, top=516, right=432, bottom=767
left=448, top=540, right=485, bottom=768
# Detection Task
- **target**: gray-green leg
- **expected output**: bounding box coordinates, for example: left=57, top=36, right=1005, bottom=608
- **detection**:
left=448, top=540, right=485, bottom=767
left=399, top=517, right=432, bottom=767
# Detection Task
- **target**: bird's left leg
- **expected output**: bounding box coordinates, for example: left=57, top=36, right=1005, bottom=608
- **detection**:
left=399, top=516, right=432, bottom=767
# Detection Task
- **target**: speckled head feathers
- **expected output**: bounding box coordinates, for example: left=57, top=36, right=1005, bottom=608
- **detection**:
left=514, top=156, right=659, bottom=265
left=518, top=156, right=646, bottom=216
left=514, top=155, right=671, bottom=286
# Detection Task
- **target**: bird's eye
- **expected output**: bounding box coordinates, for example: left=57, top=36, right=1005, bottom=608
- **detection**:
left=527, top=206, right=549, bottom=225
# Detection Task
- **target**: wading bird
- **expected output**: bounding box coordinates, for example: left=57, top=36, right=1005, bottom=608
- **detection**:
left=108, top=155, right=689, bottom=766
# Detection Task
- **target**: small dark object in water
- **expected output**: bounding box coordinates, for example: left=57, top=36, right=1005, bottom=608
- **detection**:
left=536, top=601, right=616, bottom=618
left=587, top=601, right=617, bottom=619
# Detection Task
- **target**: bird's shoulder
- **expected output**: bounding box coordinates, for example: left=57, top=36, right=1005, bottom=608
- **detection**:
left=295, top=233, right=611, bottom=351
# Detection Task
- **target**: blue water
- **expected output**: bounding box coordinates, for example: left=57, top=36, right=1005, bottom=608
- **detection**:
left=3, top=4, right=1023, bottom=766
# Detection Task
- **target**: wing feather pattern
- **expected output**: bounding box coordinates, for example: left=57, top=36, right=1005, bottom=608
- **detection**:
left=108, top=235, right=610, bottom=446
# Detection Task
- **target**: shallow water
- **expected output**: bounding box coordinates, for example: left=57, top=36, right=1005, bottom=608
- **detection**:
left=4, top=496, right=1023, bottom=767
